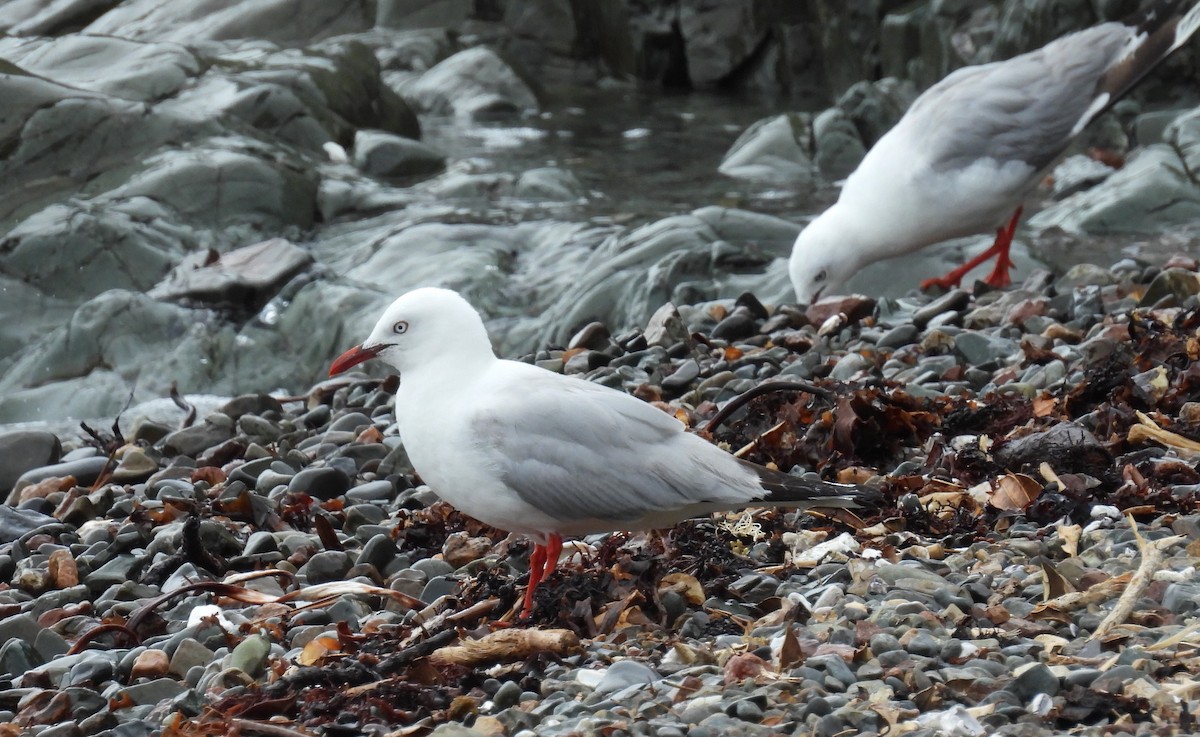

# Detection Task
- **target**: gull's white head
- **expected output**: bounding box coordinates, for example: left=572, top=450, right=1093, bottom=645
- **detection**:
left=787, top=211, right=859, bottom=304
left=328, top=287, right=495, bottom=376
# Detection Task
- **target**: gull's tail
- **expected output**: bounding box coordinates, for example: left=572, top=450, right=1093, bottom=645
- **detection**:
left=742, top=458, right=884, bottom=510
left=1073, top=0, right=1200, bottom=136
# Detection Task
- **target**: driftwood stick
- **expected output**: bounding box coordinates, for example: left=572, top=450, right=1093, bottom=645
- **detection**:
left=1092, top=516, right=1184, bottom=639
left=429, top=628, right=581, bottom=668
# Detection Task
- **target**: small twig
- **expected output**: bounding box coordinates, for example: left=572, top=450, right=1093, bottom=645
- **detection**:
left=377, top=628, right=459, bottom=672
left=170, top=382, right=197, bottom=429
left=703, top=380, right=835, bottom=434
left=1092, top=515, right=1185, bottom=639
left=1148, top=620, right=1200, bottom=651
left=734, top=420, right=786, bottom=458
left=66, top=623, right=140, bottom=655
left=230, top=719, right=314, bottom=737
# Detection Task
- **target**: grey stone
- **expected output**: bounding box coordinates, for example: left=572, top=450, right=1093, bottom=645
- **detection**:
left=0, top=505, right=58, bottom=542
left=954, top=331, right=1018, bottom=366
left=813, top=107, right=866, bottom=180
left=1139, top=268, right=1200, bottom=307
left=228, top=635, right=271, bottom=678
left=0, top=431, right=61, bottom=497
left=150, top=239, right=313, bottom=309
left=399, top=47, right=538, bottom=119
left=169, top=639, right=215, bottom=678
left=353, top=129, right=444, bottom=180
left=288, top=467, right=351, bottom=500
left=1030, top=146, right=1200, bottom=234
left=514, top=167, right=583, bottom=202
left=594, top=660, right=659, bottom=694
left=1007, top=662, right=1060, bottom=699
left=118, top=678, right=186, bottom=706
left=303, top=551, right=352, bottom=584
left=719, top=114, right=815, bottom=184
left=162, top=420, right=235, bottom=459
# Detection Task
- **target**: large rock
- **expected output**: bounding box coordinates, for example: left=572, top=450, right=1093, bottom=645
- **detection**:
left=149, top=238, right=315, bottom=310
left=110, top=141, right=320, bottom=229
left=0, top=35, right=200, bottom=101
left=0, top=67, right=193, bottom=220
left=352, top=130, right=444, bottom=180
left=535, top=207, right=798, bottom=346
left=0, top=432, right=61, bottom=497
left=1029, top=145, right=1200, bottom=234
left=398, top=46, right=539, bottom=119
left=718, top=114, right=815, bottom=184
left=81, top=0, right=374, bottom=45
left=675, top=0, right=778, bottom=87
left=1, top=198, right=194, bottom=300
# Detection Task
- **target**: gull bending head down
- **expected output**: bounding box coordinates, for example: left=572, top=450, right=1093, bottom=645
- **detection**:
left=329, top=287, right=877, bottom=617
left=789, top=0, right=1200, bottom=304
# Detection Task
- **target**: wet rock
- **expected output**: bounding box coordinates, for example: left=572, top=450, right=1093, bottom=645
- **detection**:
left=594, top=660, right=659, bottom=694
left=514, top=167, right=584, bottom=202
left=1139, top=268, right=1200, bottom=307
left=288, top=467, right=351, bottom=500
left=149, top=239, right=314, bottom=311
left=1007, top=662, right=1059, bottom=699
left=0, top=431, right=61, bottom=496
left=162, top=419, right=236, bottom=459
left=10, top=457, right=109, bottom=503
left=1030, top=146, right=1200, bottom=234
left=83, top=0, right=374, bottom=44
left=352, top=129, right=444, bottom=180
left=993, top=422, right=1108, bottom=476
left=399, top=46, right=538, bottom=119
left=813, top=107, right=866, bottom=180
left=718, top=114, right=815, bottom=184
left=303, top=551, right=353, bottom=584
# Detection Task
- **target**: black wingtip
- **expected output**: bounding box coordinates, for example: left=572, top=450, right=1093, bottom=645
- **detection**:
left=1089, top=0, right=1200, bottom=125
left=741, top=458, right=883, bottom=510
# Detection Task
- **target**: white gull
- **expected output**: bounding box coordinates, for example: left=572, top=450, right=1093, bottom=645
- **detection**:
left=789, top=0, right=1200, bottom=303
left=329, top=287, right=875, bottom=617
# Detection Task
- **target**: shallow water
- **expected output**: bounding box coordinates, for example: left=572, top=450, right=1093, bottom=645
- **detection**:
left=421, top=86, right=816, bottom=223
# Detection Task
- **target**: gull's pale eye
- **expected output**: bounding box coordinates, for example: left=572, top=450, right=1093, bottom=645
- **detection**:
left=393, top=320, right=409, bottom=334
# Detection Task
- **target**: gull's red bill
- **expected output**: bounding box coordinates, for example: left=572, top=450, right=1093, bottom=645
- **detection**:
left=329, top=344, right=383, bottom=377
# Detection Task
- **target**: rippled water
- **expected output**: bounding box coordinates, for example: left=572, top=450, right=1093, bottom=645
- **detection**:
left=421, top=87, right=816, bottom=222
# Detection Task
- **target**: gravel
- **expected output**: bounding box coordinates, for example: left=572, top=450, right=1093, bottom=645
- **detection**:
left=3, top=262, right=1200, bottom=735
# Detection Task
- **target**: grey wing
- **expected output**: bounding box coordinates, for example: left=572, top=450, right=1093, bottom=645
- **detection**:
left=471, top=375, right=758, bottom=524
left=902, top=23, right=1132, bottom=172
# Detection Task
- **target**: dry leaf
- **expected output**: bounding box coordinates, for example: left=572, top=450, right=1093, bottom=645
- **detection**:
left=777, top=627, right=803, bottom=670
left=1039, top=561, right=1075, bottom=601
left=658, top=572, right=705, bottom=606
left=298, top=635, right=340, bottom=665
left=1032, top=395, right=1057, bottom=417
left=990, top=474, right=1042, bottom=511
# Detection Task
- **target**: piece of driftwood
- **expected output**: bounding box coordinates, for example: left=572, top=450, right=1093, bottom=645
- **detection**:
left=429, top=628, right=581, bottom=667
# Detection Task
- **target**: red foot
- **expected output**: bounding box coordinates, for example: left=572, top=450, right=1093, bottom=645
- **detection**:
left=921, top=206, right=1023, bottom=292
left=519, top=533, right=563, bottom=618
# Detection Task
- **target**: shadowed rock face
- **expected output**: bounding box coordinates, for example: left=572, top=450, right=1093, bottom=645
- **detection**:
left=1, top=0, right=1199, bottom=425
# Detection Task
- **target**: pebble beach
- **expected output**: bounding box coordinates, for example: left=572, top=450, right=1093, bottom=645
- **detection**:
left=4, top=261, right=1200, bottom=736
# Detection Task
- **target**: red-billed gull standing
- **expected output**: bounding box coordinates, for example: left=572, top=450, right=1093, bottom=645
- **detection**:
left=789, top=0, right=1200, bottom=303
left=329, top=287, right=875, bottom=617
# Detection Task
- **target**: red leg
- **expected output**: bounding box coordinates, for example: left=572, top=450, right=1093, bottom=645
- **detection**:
left=542, top=534, right=563, bottom=579
left=921, top=206, right=1023, bottom=291
left=519, top=534, right=564, bottom=618
left=521, top=543, right=547, bottom=617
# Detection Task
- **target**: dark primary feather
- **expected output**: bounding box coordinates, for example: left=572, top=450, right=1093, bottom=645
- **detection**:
left=909, top=0, right=1200, bottom=173
left=740, top=459, right=883, bottom=510
left=1090, top=0, right=1200, bottom=128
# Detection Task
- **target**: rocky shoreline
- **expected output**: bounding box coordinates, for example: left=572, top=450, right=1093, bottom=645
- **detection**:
left=3, top=260, right=1200, bottom=736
